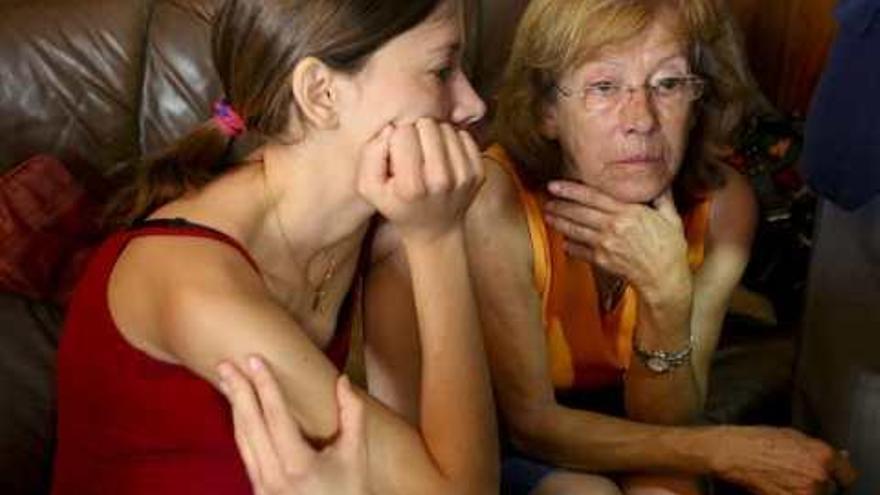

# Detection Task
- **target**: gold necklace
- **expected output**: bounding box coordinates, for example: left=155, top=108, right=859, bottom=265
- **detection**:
left=259, top=159, right=338, bottom=314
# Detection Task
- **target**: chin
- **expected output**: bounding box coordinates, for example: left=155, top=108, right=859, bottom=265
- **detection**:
left=603, top=180, right=668, bottom=204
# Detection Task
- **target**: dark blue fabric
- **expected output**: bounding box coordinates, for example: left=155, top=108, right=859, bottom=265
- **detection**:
left=501, top=455, right=555, bottom=495
left=499, top=386, right=625, bottom=494
left=802, top=0, right=880, bottom=210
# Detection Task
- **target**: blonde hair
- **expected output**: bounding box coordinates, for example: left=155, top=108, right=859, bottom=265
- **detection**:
left=491, top=0, right=768, bottom=200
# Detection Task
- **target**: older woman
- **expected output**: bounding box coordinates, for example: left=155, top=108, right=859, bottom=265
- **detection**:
left=364, top=0, right=850, bottom=494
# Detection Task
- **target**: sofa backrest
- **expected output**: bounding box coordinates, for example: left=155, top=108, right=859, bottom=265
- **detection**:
left=0, top=0, right=151, bottom=174
left=0, top=0, right=530, bottom=178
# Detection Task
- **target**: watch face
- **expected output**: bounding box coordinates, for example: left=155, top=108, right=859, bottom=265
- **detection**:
left=646, top=356, right=670, bottom=373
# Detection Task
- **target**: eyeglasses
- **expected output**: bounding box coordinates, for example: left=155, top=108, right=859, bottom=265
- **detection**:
left=553, top=75, right=706, bottom=112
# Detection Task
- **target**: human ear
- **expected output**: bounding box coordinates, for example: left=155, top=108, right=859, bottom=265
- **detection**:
left=290, top=56, right=339, bottom=130
left=540, top=101, right=561, bottom=139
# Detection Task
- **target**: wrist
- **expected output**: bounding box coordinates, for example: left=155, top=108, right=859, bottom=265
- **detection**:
left=639, top=269, right=693, bottom=309
left=693, top=426, right=729, bottom=475
left=661, top=426, right=724, bottom=475
left=400, top=225, right=466, bottom=253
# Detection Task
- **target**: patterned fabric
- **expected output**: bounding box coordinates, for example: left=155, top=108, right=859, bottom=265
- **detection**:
left=0, top=155, right=101, bottom=304
left=484, top=144, right=711, bottom=391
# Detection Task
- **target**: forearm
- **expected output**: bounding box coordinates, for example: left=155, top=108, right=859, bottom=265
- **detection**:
left=513, top=403, right=717, bottom=475
left=403, top=228, right=498, bottom=492
left=626, top=281, right=700, bottom=424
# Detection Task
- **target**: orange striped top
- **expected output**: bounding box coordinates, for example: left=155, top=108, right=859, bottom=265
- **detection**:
left=485, top=144, right=712, bottom=391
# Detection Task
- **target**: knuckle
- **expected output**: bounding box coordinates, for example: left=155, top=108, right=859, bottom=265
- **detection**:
left=427, top=173, right=453, bottom=194
left=263, top=475, right=286, bottom=495
left=608, top=218, right=625, bottom=235
left=282, top=461, right=301, bottom=479
left=399, top=186, right=421, bottom=202
left=439, top=122, right=455, bottom=136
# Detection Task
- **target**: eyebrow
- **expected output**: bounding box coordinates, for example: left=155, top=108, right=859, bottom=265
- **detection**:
left=429, top=41, right=462, bottom=58
left=587, top=51, right=689, bottom=72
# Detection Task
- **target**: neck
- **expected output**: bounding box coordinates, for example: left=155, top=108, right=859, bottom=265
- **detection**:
left=255, top=140, right=375, bottom=272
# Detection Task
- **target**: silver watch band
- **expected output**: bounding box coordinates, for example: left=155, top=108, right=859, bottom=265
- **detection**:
left=632, top=336, right=694, bottom=373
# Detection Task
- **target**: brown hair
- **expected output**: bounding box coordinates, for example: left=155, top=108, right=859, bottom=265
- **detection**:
left=490, top=0, right=769, bottom=203
left=109, top=0, right=447, bottom=225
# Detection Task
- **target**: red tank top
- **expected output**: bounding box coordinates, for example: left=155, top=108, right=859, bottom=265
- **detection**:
left=52, top=218, right=351, bottom=494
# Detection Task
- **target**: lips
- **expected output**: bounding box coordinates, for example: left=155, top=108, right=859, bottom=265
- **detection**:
left=610, top=155, right=663, bottom=165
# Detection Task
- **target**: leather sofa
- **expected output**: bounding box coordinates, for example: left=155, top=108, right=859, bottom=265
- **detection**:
left=0, top=0, right=831, bottom=493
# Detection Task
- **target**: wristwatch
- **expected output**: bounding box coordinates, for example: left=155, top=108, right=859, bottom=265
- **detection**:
left=633, top=336, right=694, bottom=374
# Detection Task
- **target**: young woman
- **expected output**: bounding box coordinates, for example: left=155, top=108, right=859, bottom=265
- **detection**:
left=51, top=1, right=498, bottom=493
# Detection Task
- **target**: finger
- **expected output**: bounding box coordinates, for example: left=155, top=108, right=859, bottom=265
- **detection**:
left=416, top=118, right=452, bottom=194
left=459, top=129, right=485, bottom=187
left=652, top=189, right=680, bottom=223
left=547, top=180, right=624, bottom=213
left=246, top=355, right=315, bottom=473
left=356, top=125, right=394, bottom=201
left=544, top=199, right=609, bottom=231
left=335, top=375, right=367, bottom=460
left=390, top=123, right=426, bottom=199
left=544, top=212, right=601, bottom=245
left=564, top=241, right=596, bottom=263
left=218, top=360, right=281, bottom=486
left=441, top=123, right=469, bottom=187
left=218, top=364, right=262, bottom=488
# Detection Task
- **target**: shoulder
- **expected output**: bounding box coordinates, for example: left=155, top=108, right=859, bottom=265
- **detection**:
left=705, top=163, right=758, bottom=251
left=109, top=233, right=269, bottom=358
left=468, top=154, right=530, bottom=229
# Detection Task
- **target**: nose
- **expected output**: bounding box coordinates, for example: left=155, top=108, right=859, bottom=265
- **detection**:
left=618, top=86, right=659, bottom=135
left=449, top=72, right=487, bottom=128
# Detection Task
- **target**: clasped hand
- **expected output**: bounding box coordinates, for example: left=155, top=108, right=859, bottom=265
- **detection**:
left=357, top=118, right=484, bottom=245
left=544, top=180, right=692, bottom=303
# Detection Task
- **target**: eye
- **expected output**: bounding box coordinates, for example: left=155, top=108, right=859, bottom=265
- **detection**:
left=585, top=80, right=620, bottom=97
left=433, top=66, right=454, bottom=83
left=652, top=77, right=687, bottom=96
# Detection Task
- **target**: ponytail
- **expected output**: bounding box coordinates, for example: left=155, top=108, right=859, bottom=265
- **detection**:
left=106, top=102, right=243, bottom=227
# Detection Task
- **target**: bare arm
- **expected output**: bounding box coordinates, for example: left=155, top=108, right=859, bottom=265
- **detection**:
left=623, top=166, right=757, bottom=425
left=688, top=166, right=757, bottom=402
left=110, top=121, right=497, bottom=495
left=365, top=160, right=715, bottom=474
left=544, top=166, right=757, bottom=424
left=364, top=159, right=844, bottom=495
left=111, top=237, right=485, bottom=495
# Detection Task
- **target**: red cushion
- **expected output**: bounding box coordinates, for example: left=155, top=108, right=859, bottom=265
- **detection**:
left=0, top=155, right=102, bottom=305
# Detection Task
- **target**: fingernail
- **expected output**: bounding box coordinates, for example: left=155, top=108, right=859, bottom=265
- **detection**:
left=218, top=378, right=230, bottom=393
left=248, top=356, right=264, bottom=372
left=548, top=182, right=561, bottom=193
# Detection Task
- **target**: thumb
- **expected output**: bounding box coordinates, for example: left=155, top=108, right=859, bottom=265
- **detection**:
left=334, top=375, right=366, bottom=459
left=357, top=125, right=393, bottom=201
left=652, top=189, right=679, bottom=223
